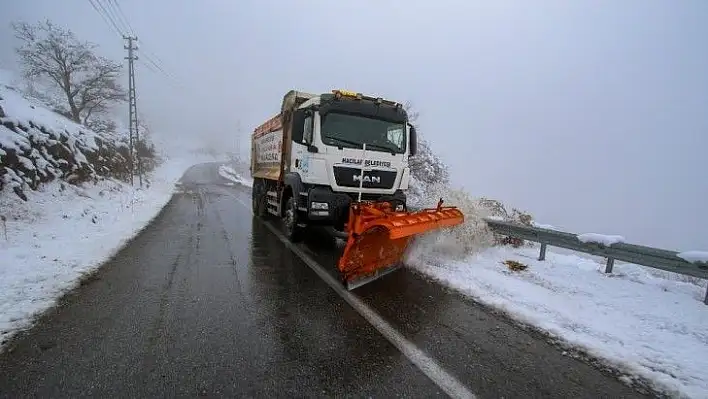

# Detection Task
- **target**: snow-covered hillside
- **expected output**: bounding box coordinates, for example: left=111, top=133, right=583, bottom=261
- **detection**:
left=0, top=70, right=224, bottom=351
left=0, top=73, right=136, bottom=200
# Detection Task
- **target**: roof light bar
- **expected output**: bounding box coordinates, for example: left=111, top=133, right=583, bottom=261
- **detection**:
left=331, top=89, right=401, bottom=107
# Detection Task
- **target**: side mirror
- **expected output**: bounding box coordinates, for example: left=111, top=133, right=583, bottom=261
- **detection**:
left=292, top=110, right=306, bottom=143
left=409, top=124, right=417, bottom=156
left=307, top=145, right=318, bottom=153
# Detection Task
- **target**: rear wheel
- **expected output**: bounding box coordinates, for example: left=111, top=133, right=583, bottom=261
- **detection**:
left=283, top=196, right=303, bottom=242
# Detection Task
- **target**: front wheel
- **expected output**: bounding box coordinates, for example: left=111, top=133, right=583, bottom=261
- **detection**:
left=283, top=196, right=303, bottom=242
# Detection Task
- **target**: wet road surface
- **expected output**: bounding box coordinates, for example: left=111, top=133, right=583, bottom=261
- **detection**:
left=0, top=163, right=655, bottom=398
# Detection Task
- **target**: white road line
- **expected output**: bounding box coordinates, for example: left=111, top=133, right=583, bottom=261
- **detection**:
left=233, top=195, right=476, bottom=399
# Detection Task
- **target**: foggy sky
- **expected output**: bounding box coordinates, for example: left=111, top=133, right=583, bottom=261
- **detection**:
left=1, top=0, right=706, bottom=251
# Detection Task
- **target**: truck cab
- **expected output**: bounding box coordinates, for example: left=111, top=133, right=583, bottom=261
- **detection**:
left=251, top=89, right=418, bottom=240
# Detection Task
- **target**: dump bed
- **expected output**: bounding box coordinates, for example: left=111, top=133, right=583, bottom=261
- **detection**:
left=251, top=113, right=285, bottom=181
left=250, top=90, right=316, bottom=182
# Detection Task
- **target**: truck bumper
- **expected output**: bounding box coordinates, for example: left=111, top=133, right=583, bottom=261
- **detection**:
left=305, top=186, right=407, bottom=229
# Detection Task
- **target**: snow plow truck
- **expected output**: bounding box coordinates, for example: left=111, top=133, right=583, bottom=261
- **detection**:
left=250, top=89, right=464, bottom=289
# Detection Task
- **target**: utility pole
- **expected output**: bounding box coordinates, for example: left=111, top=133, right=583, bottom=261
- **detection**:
left=124, top=35, right=142, bottom=187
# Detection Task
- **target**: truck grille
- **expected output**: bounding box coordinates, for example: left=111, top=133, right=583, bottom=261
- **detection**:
left=333, top=166, right=397, bottom=189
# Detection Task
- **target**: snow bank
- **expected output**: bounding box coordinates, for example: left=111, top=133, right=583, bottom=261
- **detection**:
left=577, top=232, right=626, bottom=246
left=218, top=164, right=252, bottom=188
left=0, top=155, right=217, bottom=351
left=410, top=244, right=708, bottom=398
left=405, top=174, right=706, bottom=397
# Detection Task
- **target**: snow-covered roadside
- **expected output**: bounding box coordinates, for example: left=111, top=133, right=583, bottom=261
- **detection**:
left=218, top=164, right=252, bottom=188
left=0, top=155, right=216, bottom=351
left=407, top=242, right=708, bottom=398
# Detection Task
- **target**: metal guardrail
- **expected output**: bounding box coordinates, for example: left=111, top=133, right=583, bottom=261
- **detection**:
left=484, top=218, right=708, bottom=305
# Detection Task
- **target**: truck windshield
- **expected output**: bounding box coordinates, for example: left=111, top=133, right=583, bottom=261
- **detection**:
left=320, top=112, right=406, bottom=154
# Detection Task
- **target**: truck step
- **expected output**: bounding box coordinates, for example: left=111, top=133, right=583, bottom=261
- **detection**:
left=267, top=199, right=280, bottom=207
left=266, top=190, right=279, bottom=199
left=299, top=192, right=308, bottom=197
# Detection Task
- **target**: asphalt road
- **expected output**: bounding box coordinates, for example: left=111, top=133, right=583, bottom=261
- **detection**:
left=0, top=163, right=656, bottom=398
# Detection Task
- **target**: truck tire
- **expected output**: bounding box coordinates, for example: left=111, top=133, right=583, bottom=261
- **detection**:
left=283, top=196, right=303, bottom=242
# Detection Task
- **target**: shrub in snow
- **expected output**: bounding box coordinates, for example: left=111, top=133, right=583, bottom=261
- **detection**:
left=404, top=103, right=450, bottom=202
left=408, top=137, right=450, bottom=189
left=503, top=259, right=528, bottom=271
left=475, top=197, right=533, bottom=247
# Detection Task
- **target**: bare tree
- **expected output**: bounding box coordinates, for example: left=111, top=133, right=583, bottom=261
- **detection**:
left=12, top=19, right=126, bottom=125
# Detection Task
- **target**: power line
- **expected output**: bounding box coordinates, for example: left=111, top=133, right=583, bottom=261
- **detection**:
left=140, top=43, right=165, bottom=66
left=89, top=0, right=180, bottom=87
left=102, top=0, right=130, bottom=36
left=99, top=1, right=170, bottom=78
left=93, top=0, right=125, bottom=37
left=87, top=0, right=123, bottom=38
left=136, top=58, right=157, bottom=74
left=108, top=0, right=134, bottom=35
left=132, top=37, right=167, bottom=69
left=89, top=0, right=185, bottom=94
left=140, top=51, right=172, bottom=79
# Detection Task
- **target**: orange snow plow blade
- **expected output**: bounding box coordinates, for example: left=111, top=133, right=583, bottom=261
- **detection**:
left=337, top=199, right=464, bottom=290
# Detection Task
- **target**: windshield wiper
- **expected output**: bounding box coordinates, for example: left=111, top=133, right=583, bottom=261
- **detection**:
left=365, top=143, right=399, bottom=154
left=327, top=137, right=398, bottom=154
left=328, top=136, right=362, bottom=149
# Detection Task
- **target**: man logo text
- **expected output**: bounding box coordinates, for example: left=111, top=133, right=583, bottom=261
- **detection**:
left=353, top=175, right=381, bottom=184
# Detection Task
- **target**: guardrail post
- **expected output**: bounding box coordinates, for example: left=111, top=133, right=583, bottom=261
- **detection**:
left=539, top=243, right=547, bottom=261
left=605, top=257, right=615, bottom=274
left=704, top=286, right=708, bottom=305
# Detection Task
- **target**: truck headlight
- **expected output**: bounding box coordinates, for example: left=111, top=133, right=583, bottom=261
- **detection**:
left=311, top=201, right=329, bottom=210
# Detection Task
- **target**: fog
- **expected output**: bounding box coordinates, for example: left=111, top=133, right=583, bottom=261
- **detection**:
left=1, top=0, right=706, bottom=251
